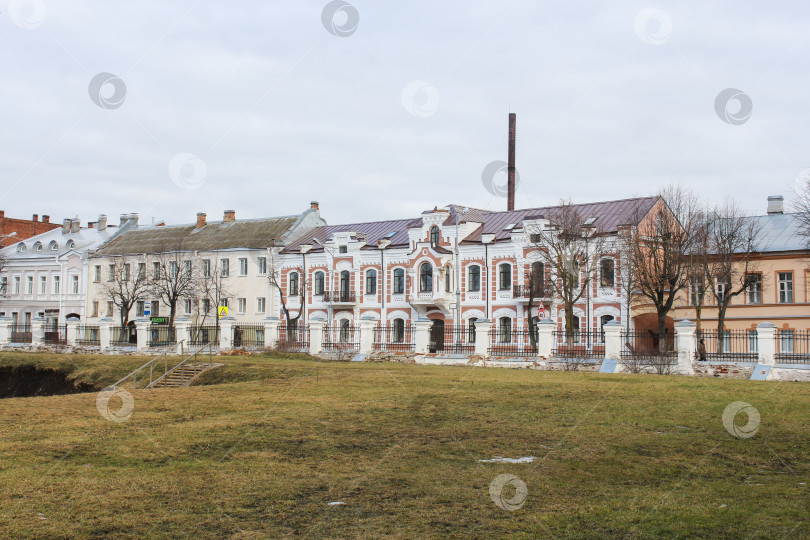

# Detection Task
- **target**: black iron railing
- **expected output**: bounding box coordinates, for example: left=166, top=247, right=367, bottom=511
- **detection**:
left=111, top=326, right=136, bottom=346
left=512, top=284, right=547, bottom=298
left=696, top=329, right=757, bottom=362
left=9, top=324, right=32, bottom=344
left=277, top=323, right=309, bottom=352
left=434, top=326, right=475, bottom=354
left=553, top=330, right=606, bottom=359
left=776, top=330, right=810, bottom=364
left=44, top=324, right=67, bottom=345
left=147, top=325, right=176, bottom=347
left=234, top=324, right=265, bottom=348
left=322, top=290, right=356, bottom=303
left=488, top=327, right=538, bottom=357
left=190, top=325, right=220, bottom=346
left=77, top=325, right=100, bottom=346
left=323, top=323, right=360, bottom=352
left=373, top=324, right=414, bottom=352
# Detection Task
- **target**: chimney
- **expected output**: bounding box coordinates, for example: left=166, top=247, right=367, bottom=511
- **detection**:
left=70, top=219, right=80, bottom=233
left=32, top=214, right=38, bottom=222
left=129, top=213, right=139, bottom=227
left=42, top=215, right=49, bottom=223
left=310, top=201, right=319, bottom=210
left=196, top=212, right=207, bottom=228
left=88, top=222, right=95, bottom=229
left=0, top=210, right=4, bottom=218
left=223, top=210, right=235, bottom=223
left=767, top=195, right=784, bottom=215
left=98, top=214, right=107, bottom=231
left=62, top=218, right=71, bottom=234
left=507, top=113, right=516, bottom=212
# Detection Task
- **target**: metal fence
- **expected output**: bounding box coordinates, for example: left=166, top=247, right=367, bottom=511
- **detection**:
left=147, top=325, right=176, bottom=347
left=323, top=323, right=360, bottom=352
left=553, top=330, right=605, bottom=359
left=190, top=325, right=220, bottom=346
left=620, top=330, right=677, bottom=367
left=277, top=323, right=309, bottom=352
left=323, top=290, right=356, bottom=303
left=373, top=323, right=415, bottom=352
left=77, top=325, right=100, bottom=346
left=9, top=324, right=32, bottom=344
left=488, top=327, right=538, bottom=357
left=44, top=324, right=67, bottom=345
left=696, top=329, right=757, bottom=362
left=111, top=326, right=136, bottom=346
left=775, top=330, right=810, bottom=364
left=234, top=324, right=265, bottom=348
left=436, top=326, right=475, bottom=354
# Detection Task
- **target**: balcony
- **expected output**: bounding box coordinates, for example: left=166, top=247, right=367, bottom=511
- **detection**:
left=408, top=290, right=453, bottom=307
left=512, top=284, right=550, bottom=301
left=322, top=290, right=357, bottom=304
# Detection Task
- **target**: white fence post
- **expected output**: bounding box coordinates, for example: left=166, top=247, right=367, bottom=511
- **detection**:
left=135, top=318, right=151, bottom=352
left=99, top=317, right=113, bottom=352
left=413, top=317, right=432, bottom=354
left=474, top=319, right=493, bottom=357
left=358, top=317, right=376, bottom=354
left=0, top=316, right=11, bottom=345
left=264, top=316, right=280, bottom=349
left=220, top=317, right=234, bottom=351
left=756, top=322, right=777, bottom=366
left=175, top=316, right=191, bottom=355
left=603, top=321, right=622, bottom=360
left=308, top=319, right=325, bottom=355
left=65, top=319, right=79, bottom=347
left=674, top=320, right=696, bottom=375
left=31, top=316, right=46, bottom=345
left=537, top=319, right=555, bottom=359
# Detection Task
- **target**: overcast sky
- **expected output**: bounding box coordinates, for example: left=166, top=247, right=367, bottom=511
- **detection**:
left=2, top=1, right=809, bottom=227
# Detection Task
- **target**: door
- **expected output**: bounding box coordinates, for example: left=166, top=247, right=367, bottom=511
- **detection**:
left=429, top=319, right=445, bottom=353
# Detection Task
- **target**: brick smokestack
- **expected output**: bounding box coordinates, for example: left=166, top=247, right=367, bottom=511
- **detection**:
left=507, top=113, right=516, bottom=211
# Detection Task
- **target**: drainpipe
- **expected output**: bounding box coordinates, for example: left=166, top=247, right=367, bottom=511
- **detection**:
left=380, top=247, right=386, bottom=322
left=484, top=242, right=489, bottom=320
left=302, top=252, right=307, bottom=323
left=55, top=253, right=65, bottom=325
left=455, top=215, right=461, bottom=329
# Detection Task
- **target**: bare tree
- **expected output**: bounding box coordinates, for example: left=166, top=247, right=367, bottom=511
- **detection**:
left=617, top=224, right=639, bottom=334
left=267, top=258, right=306, bottom=341
left=198, top=257, right=232, bottom=333
left=102, top=256, right=149, bottom=329
left=148, top=245, right=199, bottom=327
left=703, top=200, right=761, bottom=353
left=794, top=173, right=810, bottom=244
left=527, top=200, right=604, bottom=341
left=631, top=186, right=700, bottom=352
left=685, top=206, right=711, bottom=338
left=524, top=260, right=545, bottom=350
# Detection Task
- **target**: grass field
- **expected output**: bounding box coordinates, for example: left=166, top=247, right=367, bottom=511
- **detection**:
left=0, top=351, right=807, bottom=539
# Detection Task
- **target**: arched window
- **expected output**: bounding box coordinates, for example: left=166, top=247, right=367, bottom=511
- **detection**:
left=419, top=262, right=433, bottom=292
left=600, top=258, right=615, bottom=287
left=34, top=242, right=42, bottom=252
left=339, top=319, right=351, bottom=342
left=468, top=317, right=477, bottom=342
left=468, top=265, right=480, bottom=292
left=600, top=315, right=614, bottom=343
left=314, top=271, right=325, bottom=295
left=498, top=263, right=511, bottom=290
left=66, top=240, right=75, bottom=249
left=444, top=265, right=452, bottom=292
left=393, top=268, right=405, bottom=294
left=339, top=270, right=350, bottom=296
left=393, top=318, right=405, bottom=343
left=569, top=315, right=581, bottom=343
left=498, top=317, right=512, bottom=343
left=288, top=272, right=299, bottom=296
left=49, top=241, right=58, bottom=250
left=16, top=243, right=26, bottom=253
left=366, top=269, right=377, bottom=295
left=429, top=226, right=440, bottom=246
left=530, top=261, right=545, bottom=295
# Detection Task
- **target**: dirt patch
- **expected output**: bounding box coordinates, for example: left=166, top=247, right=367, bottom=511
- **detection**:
left=0, top=365, right=98, bottom=398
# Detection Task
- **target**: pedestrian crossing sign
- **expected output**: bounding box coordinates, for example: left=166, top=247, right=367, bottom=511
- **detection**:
left=218, top=306, right=228, bottom=317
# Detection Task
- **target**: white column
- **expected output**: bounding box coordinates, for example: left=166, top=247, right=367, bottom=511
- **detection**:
left=264, top=316, right=280, bottom=348
left=0, top=316, right=11, bottom=345
left=603, top=321, right=622, bottom=360
left=756, top=322, right=777, bottom=366
left=309, top=319, right=325, bottom=355
left=413, top=317, right=432, bottom=354
left=98, top=317, right=114, bottom=352
left=135, top=318, right=151, bottom=352
left=31, top=316, right=46, bottom=345
left=65, top=319, right=79, bottom=347
left=536, top=318, right=555, bottom=359
left=474, top=319, right=493, bottom=357
left=175, top=316, right=191, bottom=355
left=219, top=316, right=235, bottom=350
left=358, top=317, right=376, bottom=354
left=674, top=319, right=696, bottom=375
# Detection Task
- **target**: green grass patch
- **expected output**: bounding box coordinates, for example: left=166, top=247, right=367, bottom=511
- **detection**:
left=0, top=353, right=807, bottom=538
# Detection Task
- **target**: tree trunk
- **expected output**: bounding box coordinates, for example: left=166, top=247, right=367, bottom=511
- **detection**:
left=657, top=310, right=667, bottom=353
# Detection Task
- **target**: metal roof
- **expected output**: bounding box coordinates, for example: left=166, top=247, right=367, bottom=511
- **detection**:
left=747, top=212, right=808, bottom=253
left=282, top=217, right=421, bottom=253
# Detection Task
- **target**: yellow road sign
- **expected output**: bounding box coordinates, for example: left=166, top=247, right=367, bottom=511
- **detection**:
left=218, top=306, right=228, bottom=317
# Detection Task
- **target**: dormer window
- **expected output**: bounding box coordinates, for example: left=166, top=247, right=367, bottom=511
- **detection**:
left=16, top=243, right=26, bottom=253
left=429, top=226, right=440, bottom=246
left=34, top=242, right=42, bottom=251
left=49, top=241, right=58, bottom=250
left=338, top=245, right=347, bottom=254
left=66, top=240, right=75, bottom=249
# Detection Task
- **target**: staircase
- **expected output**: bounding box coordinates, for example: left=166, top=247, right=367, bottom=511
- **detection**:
left=149, top=362, right=222, bottom=388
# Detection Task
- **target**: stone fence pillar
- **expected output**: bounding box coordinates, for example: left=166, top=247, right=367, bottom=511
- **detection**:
left=308, top=319, right=325, bottom=355
left=0, top=316, right=11, bottom=345
left=474, top=319, right=493, bottom=357
left=674, top=319, right=696, bottom=375
left=413, top=317, right=432, bottom=354
left=135, top=318, right=151, bottom=352
left=358, top=317, right=376, bottom=354
left=98, top=317, right=113, bottom=352
left=32, top=316, right=46, bottom=345
left=536, top=319, right=555, bottom=359
left=603, top=321, right=622, bottom=360
left=220, top=317, right=235, bottom=350
left=175, top=316, right=191, bottom=355
left=65, top=319, right=79, bottom=347
left=756, top=322, right=777, bottom=366
left=264, top=316, right=280, bottom=349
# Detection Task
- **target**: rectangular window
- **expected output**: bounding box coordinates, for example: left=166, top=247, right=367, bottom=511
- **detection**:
left=184, top=260, right=192, bottom=278
left=778, top=272, right=793, bottom=303
left=338, top=245, right=347, bottom=254
left=746, top=273, right=762, bottom=304
left=123, top=264, right=130, bottom=282
left=151, top=300, right=159, bottom=316
left=221, top=298, right=229, bottom=308
left=108, top=264, right=115, bottom=282
left=136, top=301, right=145, bottom=317
left=26, top=276, right=33, bottom=294
left=257, top=297, right=266, bottom=313
left=0, top=276, right=6, bottom=295
left=220, top=259, right=229, bottom=277
left=40, top=276, right=47, bottom=294
left=239, top=258, right=248, bottom=276
left=715, top=279, right=726, bottom=304
left=106, top=301, right=113, bottom=317
left=71, top=275, right=79, bottom=294
left=393, top=270, right=404, bottom=294
left=498, top=264, right=511, bottom=290
left=53, top=276, right=59, bottom=294
left=747, top=329, right=758, bottom=353
left=257, top=257, right=267, bottom=275
left=138, top=263, right=146, bottom=280
left=780, top=330, right=795, bottom=354
left=202, top=299, right=210, bottom=315
left=94, top=265, right=101, bottom=282
left=184, top=299, right=192, bottom=314
left=468, top=266, right=481, bottom=292
left=238, top=298, right=246, bottom=313
left=13, top=276, right=20, bottom=295
left=151, top=262, right=160, bottom=280
left=529, top=233, right=542, bottom=243
left=202, top=259, right=211, bottom=277
left=169, top=261, right=178, bottom=279
left=92, top=301, right=99, bottom=317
